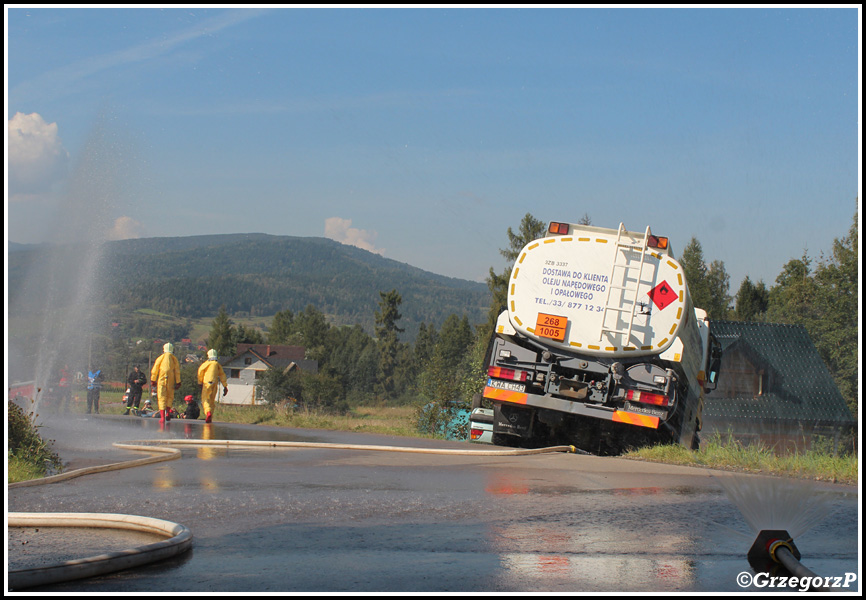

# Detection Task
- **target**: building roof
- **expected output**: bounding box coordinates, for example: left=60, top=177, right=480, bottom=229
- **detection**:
left=703, top=320, right=853, bottom=426
left=235, top=343, right=305, bottom=362
left=226, top=344, right=317, bottom=374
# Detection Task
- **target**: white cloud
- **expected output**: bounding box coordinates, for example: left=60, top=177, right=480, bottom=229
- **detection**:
left=7, top=112, right=69, bottom=195
left=107, top=216, right=146, bottom=241
left=324, top=217, right=385, bottom=256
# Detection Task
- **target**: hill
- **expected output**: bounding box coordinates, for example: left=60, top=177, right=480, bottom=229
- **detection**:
left=7, top=233, right=491, bottom=341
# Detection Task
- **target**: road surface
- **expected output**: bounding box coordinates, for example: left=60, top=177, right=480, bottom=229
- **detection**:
left=7, top=414, right=860, bottom=593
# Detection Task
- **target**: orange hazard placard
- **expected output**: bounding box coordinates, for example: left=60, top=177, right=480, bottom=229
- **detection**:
left=535, top=313, right=567, bottom=342
left=648, top=280, right=677, bottom=310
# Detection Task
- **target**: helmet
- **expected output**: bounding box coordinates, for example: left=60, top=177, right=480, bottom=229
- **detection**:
left=207, top=349, right=218, bottom=360
left=164, top=343, right=174, bottom=354
left=184, top=395, right=194, bottom=403
left=144, top=398, right=153, bottom=407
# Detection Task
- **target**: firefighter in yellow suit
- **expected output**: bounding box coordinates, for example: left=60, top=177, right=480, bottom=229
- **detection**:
left=198, top=349, right=227, bottom=423
left=151, top=343, right=181, bottom=423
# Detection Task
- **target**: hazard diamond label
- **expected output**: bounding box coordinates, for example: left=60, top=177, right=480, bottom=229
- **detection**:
left=648, top=280, right=677, bottom=310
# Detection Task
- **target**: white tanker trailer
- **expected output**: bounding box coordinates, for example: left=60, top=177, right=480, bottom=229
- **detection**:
left=480, top=221, right=722, bottom=453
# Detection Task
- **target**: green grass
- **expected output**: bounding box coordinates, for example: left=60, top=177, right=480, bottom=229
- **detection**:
left=623, top=435, right=858, bottom=485
left=8, top=452, right=47, bottom=482
left=55, top=393, right=422, bottom=438
left=211, top=404, right=421, bottom=437
left=135, top=308, right=173, bottom=317
left=75, top=391, right=418, bottom=435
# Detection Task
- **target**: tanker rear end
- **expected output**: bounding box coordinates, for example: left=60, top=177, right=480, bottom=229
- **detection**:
left=481, top=222, right=721, bottom=454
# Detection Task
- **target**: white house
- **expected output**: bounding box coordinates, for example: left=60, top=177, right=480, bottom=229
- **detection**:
left=220, top=344, right=318, bottom=405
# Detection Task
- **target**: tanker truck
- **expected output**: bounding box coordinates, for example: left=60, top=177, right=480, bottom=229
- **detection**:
left=480, top=221, right=722, bottom=454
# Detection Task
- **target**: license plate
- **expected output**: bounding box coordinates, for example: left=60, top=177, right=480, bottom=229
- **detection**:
left=487, top=378, right=526, bottom=392
left=535, top=313, right=567, bottom=342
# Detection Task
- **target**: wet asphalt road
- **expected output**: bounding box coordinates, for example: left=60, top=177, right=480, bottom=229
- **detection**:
left=7, top=414, right=860, bottom=593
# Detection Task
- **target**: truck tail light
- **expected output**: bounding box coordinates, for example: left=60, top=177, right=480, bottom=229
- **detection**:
left=648, top=234, right=669, bottom=250
left=548, top=222, right=570, bottom=235
left=488, top=366, right=528, bottom=382
left=625, top=389, right=671, bottom=407
left=470, top=428, right=485, bottom=440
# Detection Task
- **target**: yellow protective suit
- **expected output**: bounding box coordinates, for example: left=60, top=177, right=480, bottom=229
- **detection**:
left=197, top=359, right=227, bottom=419
left=151, top=351, right=181, bottom=412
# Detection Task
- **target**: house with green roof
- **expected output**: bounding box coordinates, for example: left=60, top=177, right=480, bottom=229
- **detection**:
left=701, top=320, right=854, bottom=453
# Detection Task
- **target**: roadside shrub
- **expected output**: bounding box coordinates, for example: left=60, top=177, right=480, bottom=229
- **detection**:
left=8, top=399, right=62, bottom=476
left=415, top=401, right=469, bottom=440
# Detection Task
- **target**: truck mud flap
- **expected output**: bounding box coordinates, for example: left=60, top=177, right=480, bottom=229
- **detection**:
left=493, top=403, right=533, bottom=437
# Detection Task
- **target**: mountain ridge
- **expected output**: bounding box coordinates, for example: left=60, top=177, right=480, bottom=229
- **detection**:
left=8, top=233, right=492, bottom=340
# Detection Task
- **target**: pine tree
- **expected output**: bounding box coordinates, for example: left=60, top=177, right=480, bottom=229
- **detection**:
left=732, top=276, right=769, bottom=322
left=680, top=237, right=731, bottom=320
left=501, top=213, right=548, bottom=263
left=208, top=305, right=234, bottom=357
left=484, top=213, right=547, bottom=335
left=414, top=322, right=438, bottom=371
left=269, top=309, right=295, bottom=344
left=375, top=289, right=404, bottom=398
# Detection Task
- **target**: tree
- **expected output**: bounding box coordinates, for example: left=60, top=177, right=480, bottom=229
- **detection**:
left=705, top=259, right=731, bottom=318
left=268, top=309, right=295, bottom=344
left=811, top=211, right=858, bottom=418
left=208, top=305, right=234, bottom=357
left=732, top=276, right=769, bottom=322
left=501, top=213, right=548, bottom=263
left=764, top=208, right=859, bottom=425
left=416, top=314, right=479, bottom=438
left=233, top=323, right=265, bottom=346
left=294, top=305, right=330, bottom=364
left=484, top=267, right=510, bottom=335
left=679, top=237, right=731, bottom=320
left=414, top=323, right=438, bottom=372
left=328, top=324, right=378, bottom=401
left=432, top=314, right=473, bottom=371
left=303, top=370, right=348, bottom=414
left=484, top=213, right=547, bottom=334
left=375, top=289, right=404, bottom=398
left=768, top=211, right=859, bottom=421
left=418, top=314, right=474, bottom=405
left=259, top=365, right=304, bottom=406
left=766, top=253, right=817, bottom=326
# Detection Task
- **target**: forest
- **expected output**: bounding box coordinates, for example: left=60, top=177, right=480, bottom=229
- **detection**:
left=8, top=210, right=858, bottom=437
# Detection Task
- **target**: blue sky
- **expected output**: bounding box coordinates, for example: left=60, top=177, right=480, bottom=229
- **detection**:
left=6, top=7, right=860, bottom=292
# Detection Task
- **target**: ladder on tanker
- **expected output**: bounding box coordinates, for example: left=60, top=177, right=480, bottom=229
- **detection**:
left=599, top=223, right=652, bottom=344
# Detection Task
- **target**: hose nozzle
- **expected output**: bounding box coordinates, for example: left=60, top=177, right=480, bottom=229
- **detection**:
left=748, top=529, right=801, bottom=564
